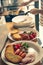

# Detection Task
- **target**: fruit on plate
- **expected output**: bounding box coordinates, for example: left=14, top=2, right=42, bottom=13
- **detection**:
left=12, top=31, right=37, bottom=41
left=13, top=43, right=21, bottom=50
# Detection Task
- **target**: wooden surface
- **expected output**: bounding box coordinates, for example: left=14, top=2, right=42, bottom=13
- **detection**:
left=0, top=22, right=42, bottom=65
left=1, top=10, right=19, bottom=16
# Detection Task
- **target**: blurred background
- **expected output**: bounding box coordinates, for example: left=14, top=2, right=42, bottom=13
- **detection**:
left=0, top=0, right=40, bottom=31
left=0, top=0, right=35, bottom=22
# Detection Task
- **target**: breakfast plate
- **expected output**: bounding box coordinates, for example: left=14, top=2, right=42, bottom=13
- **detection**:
left=8, top=30, right=38, bottom=42
left=1, top=41, right=43, bottom=65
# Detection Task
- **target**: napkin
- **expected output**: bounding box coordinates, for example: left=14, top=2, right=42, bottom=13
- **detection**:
left=0, top=24, right=8, bottom=52
left=0, top=16, right=6, bottom=25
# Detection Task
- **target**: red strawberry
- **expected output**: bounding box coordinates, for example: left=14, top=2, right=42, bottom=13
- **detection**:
left=29, top=34, right=34, bottom=39
left=16, top=44, right=21, bottom=48
left=28, top=36, right=31, bottom=40
left=32, top=33, right=36, bottom=38
left=13, top=44, right=21, bottom=50
left=20, top=34, right=28, bottom=40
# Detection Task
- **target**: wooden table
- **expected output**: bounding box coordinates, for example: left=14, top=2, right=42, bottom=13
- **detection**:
left=1, top=10, right=19, bottom=16
left=0, top=22, right=42, bottom=65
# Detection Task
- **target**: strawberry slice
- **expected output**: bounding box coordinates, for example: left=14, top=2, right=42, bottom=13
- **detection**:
left=32, top=33, right=36, bottom=38
left=28, top=36, right=31, bottom=40
left=20, top=34, right=28, bottom=40
left=29, top=34, right=34, bottom=40
left=13, top=43, right=21, bottom=50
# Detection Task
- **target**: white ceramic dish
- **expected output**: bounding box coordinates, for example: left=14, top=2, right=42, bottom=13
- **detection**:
left=12, top=15, right=27, bottom=23
left=8, top=30, right=38, bottom=42
left=1, top=41, right=43, bottom=65
left=8, top=32, right=15, bottom=41
left=12, top=15, right=34, bottom=27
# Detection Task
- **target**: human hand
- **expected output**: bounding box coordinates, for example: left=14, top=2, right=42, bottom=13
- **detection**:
left=30, top=8, right=39, bottom=15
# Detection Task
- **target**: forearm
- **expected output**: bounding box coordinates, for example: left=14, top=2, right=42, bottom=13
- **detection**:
left=30, top=8, right=43, bottom=15
left=25, top=0, right=39, bottom=4
left=20, top=0, right=38, bottom=6
left=28, top=0, right=39, bottom=3
left=39, top=10, right=43, bottom=14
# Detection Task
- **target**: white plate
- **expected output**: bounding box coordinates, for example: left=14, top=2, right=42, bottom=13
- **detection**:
left=1, top=41, right=43, bottom=65
left=8, top=31, right=24, bottom=41
left=8, top=32, right=15, bottom=41
left=12, top=15, right=33, bottom=25
left=8, top=30, right=38, bottom=42
left=8, top=31, right=25, bottom=41
left=12, top=15, right=34, bottom=27
left=12, top=15, right=27, bottom=23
